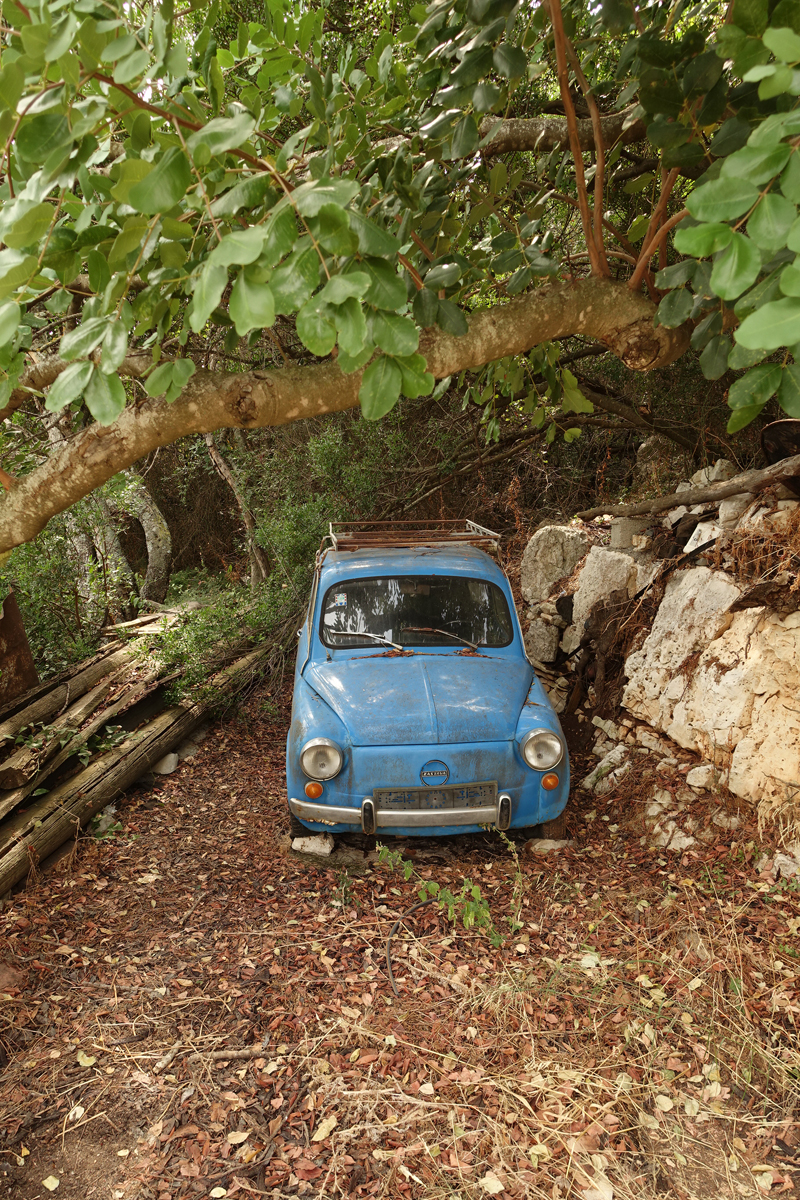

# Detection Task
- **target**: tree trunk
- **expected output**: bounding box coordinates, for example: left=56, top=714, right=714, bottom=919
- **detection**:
left=121, top=473, right=173, bottom=603
left=92, top=497, right=138, bottom=622
left=204, top=433, right=270, bottom=592
left=0, top=645, right=136, bottom=746
left=0, top=646, right=268, bottom=896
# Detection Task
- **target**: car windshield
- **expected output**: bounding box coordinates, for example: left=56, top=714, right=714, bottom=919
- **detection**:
left=320, top=575, right=514, bottom=649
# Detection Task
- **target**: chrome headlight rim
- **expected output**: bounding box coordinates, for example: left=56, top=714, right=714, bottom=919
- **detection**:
left=300, top=736, right=344, bottom=781
left=520, top=727, right=565, bottom=771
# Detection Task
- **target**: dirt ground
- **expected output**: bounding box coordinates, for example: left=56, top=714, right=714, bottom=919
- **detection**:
left=1, top=684, right=799, bottom=1200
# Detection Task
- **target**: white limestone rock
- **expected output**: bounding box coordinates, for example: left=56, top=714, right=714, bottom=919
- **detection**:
left=523, top=838, right=575, bottom=854
left=581, top=744, right=628, bottom=791
left=524, top=618, right=560, bottom=663
left=690, top=459, right=737, bottom=486
left=686, top=764, right=716, bottom=791
left=521, top=525, right=589, bottom=604
left=623, top=567, right=800, bottom=809
left=153, top=752, right=179, bottom=775
left=683, top=521, right=722, bottom=553
left=571, top=546, right=639, bottom=636
left=292, top=833, right=335, bottom=856
left=718, top=493, right=752, bottom=531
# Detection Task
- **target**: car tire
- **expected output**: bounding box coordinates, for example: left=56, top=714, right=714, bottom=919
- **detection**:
left=539, top=810, right=567, bottom=839
left=288, top=812, right=307, bottom=839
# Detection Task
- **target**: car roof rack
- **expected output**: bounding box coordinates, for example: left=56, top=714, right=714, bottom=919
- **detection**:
left=326, top=519, right=501, bottom=554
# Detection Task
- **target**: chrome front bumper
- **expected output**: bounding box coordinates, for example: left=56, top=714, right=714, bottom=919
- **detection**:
left=289, top=794, right=512, bottom=833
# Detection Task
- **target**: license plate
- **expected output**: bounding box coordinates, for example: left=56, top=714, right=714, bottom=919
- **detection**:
left=375, top=781, right=497, bottom=811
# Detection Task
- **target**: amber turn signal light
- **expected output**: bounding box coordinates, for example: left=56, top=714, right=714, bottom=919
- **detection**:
left=304, top=781, right=324, bottom=799
left=541, top=773, right=559, bottom=791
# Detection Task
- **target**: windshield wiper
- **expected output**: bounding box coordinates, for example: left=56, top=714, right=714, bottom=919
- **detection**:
left=328, top=630, right=405, bottom=651
left=401, top=626, right=483, bottom=650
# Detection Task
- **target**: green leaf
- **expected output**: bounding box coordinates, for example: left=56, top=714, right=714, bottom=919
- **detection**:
left=60, top=316, right=108, bottom=361
left=85, top=369, right=127, bottom=425
left=493, top=43, right=526, bottom=78
left=687, top=177, right=760, bottom=222
left=128, top=148, right=192, bottom=214
left=709, top=117, right=751, bottom=157
left=100, top=323, right=128, bottom=374
left=113, top=49, right=150, bottom=85
left=87, top=248, right=110, bottom=293
left=355, top=258, right=407, bottom=310
left=450, top=114, right=479, bottom=158
left=338, top=344, right=374, bottom=373
left=261, top=207, right=298, bottom=267
left=780, top=263, right=800, bottom=294
left=728, top=340, right=766, bottom=369
left=561, top=369, right=593, bottom=413
left=292, top=178, right=360, bottom=218
left=110, top=160, right=152, bottom=206
left=368, top=310, right=419, bottom=356
left=655, top=260, right=697, bottom=288
left=436, top=298, right=469, bottom=336
left=733, top=0, right=769, bottom=36
left=333, top=296, right=368, bottom=357
left=763, top=25, right=800, bottom=59
left=710, top=232, right=762, bottom=299
left=691, top=310, right=723, bottom=349
left=318, top=273, right=371, bottom=304
left=413, top=287, right=439, bottom=327
left=781, top=151, right=800, bottom=202
left=210, top=226, right=267, bottom=267
left=759, top=63, right=794, bottom=97
left=0, top=300, right=19, bottom=347
left=270, top=242, right=320, bottom=315
left=728, top=362, right=782, bottom=407
left=673, top=223, right=733, bottom=256
left=296, top=297, right=336, bottom=356
left=16, top=113, right=71, bottom=163
left=313, top=204, right=358, bottom=255
left=359, top=355, right=403, bottom=419
left=779, top=362, right=800, bottom=414
left=211, top=174, right=274, bottom=218
left=396, top=352, right=434, bottom=398
left=699, top=335, right=731, bottom=379
left=189, top=263, right=228, bottom=333
left=720, top=142, right=791, bottom=183
left=727, top=401, right=766, bottom=431
left=348, top=211, right=401, bottom=256
left=736, top=294, right=800, bottom=346
left=45, top=361, right=93, bottom=412
left=144, top=361, right=175, bottom=397
left=426, top=261, right=462, bottom=289
left=747, top=193, right=796, bottom=250
left=657, top=288, right=693, bottom=327
left=5, top=203, right=53, bottom=250
left=229, top=267, right=275, bottom=335
left=786, top=215, right=800, bottom=251
left=186, top=113, right=256, bottom=158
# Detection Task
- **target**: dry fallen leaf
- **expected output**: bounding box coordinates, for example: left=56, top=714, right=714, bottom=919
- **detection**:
left=655, top=1095, right=674, bottom=1111
left=312, top=1115, right=338, bottom=1142
left=42, top=1178, right=60, bottom=1192
left=226, top=1131, right=249, bottom=1145
left=419, top=1082, right=435, bottom=1095
left=209, top=1189, right=228, bottom=1198
left=479, top=1173, right=505, bottom=1195
left=76, top=1050, right=96, bottom=1068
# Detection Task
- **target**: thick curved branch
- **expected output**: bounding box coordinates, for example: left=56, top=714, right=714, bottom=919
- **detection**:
left=0, top=278, right=689, bottom=555
left=480, top=105, right=646, bottom=159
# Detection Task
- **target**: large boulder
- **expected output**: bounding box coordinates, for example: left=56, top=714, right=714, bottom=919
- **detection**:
left=622, top=566, right=800, bottom=807
left=520, top=526, right=588, bottom=605
left=571, top=546, right=639, bottom=634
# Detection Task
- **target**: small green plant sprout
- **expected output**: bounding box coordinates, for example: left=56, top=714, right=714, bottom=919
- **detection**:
left=91, top=805, right=122, bottom=840
left=494, top=827, right=525, bottom=935
left=378, top=843, right=501, bottom=947
left=78, top=724, right=127, bottom=766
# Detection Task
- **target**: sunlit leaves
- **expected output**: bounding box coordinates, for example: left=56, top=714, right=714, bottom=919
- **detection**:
left=84, top=369, right=126, bottom=425
left=736, top=296, right=800, bottom=347
left=128, top=149, right=192, bottom=215
left=359, top=355, right=403, bottom=419
left=710, top=232, right=762, bottom=298
left=686, top=178, right=760, bottom=222
left=144, top=359, right=196, bottom=403
left=229, top=269, right=275, bottom=336
left=45, top=361, right=94, bottom=412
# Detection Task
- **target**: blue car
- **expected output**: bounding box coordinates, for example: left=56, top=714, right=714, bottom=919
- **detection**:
left=286, top=522, right=569, bottom=838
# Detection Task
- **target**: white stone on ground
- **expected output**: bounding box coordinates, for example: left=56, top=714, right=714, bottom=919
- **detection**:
left=292, top=833, right=335, bottom=856
left=152, top=752, right=179, bottom=775
left=520, top=526, right=589, bottom=604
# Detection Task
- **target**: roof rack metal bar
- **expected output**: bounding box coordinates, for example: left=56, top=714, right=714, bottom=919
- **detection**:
left=326, top=519, right=501, bottom=554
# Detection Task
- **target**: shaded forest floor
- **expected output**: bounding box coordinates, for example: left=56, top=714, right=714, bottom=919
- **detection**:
left=1, top=684, right=800, bottom=1200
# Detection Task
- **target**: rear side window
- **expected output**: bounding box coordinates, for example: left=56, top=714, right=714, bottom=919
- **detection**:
left=320, top=575, right=513, bottom=648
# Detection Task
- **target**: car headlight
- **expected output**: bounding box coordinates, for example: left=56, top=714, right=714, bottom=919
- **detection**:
left=520, top=728, right=564, bottom=771
left=300, top=737, right=343, bottom=780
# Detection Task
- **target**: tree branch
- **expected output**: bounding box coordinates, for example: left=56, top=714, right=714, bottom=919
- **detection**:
left=480, top=105, right=645, bottom=158
left=0, top=278, right=690, bottom=554
left=574, top=452, right=800, bottom=520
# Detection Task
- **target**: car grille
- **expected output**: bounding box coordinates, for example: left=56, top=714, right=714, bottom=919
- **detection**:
left=374, top=781, right=497, bottom=812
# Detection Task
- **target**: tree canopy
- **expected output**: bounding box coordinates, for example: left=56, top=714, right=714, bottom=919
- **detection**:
left=1, top=0, right=800, bottom=555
